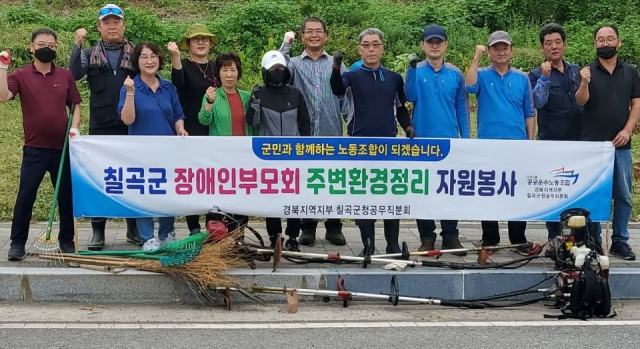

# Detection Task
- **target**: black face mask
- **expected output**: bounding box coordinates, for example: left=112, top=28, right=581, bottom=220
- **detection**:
left=34, top=47, right=56, bottom=63
left=596, top=46, right=617, bottom=60
left=265, top=69, right=286, bottom=86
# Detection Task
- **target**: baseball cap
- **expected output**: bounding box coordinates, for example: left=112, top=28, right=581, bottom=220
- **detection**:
left=261, top=50, right=287, bottom=70
left=488, top=30, right=512, bottom=46
left=423, top=25, right=447, bottom=41
left=99, top=4, right=124, bottom=20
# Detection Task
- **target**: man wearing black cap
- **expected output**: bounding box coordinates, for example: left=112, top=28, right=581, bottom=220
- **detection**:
left=69, top=3, right=139, bottom=250
left=465, top=30, right=535, bottom=255
left=406, top=24, right=470, bottom=255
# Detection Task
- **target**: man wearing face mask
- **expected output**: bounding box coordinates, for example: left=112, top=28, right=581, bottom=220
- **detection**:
left=246, top=50, right=311, bottom=252
left=575, top=25, right=640, bottom=261
left=69, top=3, right=140, bottom=251
left=0, top=28, right=82, bottom=260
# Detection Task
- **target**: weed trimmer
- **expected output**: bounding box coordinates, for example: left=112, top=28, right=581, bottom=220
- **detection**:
left=30, top=102, right=75, bottom=253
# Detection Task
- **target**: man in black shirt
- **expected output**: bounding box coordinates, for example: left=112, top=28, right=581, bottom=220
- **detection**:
left=69, top=3, right=139, bottom=250
left=575, top=25, right=640, bottom=260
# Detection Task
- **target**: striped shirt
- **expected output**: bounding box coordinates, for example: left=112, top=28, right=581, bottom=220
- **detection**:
left=284, top=49, right=345, bottom=136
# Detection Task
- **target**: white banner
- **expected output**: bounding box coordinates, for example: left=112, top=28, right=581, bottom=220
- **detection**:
left=69, top=136, right=614, bottom=221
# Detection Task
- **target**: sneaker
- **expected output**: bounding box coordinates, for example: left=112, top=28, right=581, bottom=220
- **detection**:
left=189, top=229, right=201, bottom=236
left=59, top=241, right=75, bottom=253
left=7, top=244, right=26, bottom=261
left=127, top=230, right=143, bottom=246
left=299, top=228, right=316, bottom=246
left=160, top=232, right=176, bottom=247
left=142, top=238, right=160, bottom=251
left=285, top=238, right=301, bottom=252
left=610, top=241, right=636, bottom=261
left=269, top=236, right=284, bottom=249
left=418, top=239, right=435, bottom=252
left=441, top=238, right=467, bottom=256
left=325, top=229, right=346, bottom=246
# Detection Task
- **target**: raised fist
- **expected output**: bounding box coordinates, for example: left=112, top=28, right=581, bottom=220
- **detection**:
left=407, top=52, right=418, bottom=69
left=75, top=28, right=88, bottom=47
left=580, top=66, right=591, bottom=85
left=167, top=42, right=180, bottom=56
left=283, top=31, right=295, bottom=45
left=124, top=76, right=135, bottom=93
left=0, top=49, right=11, bottom=70
left=541, top=61, right=552, bottom=77
left=251, top=84, right=262, bottom=100
left=474, top=45, right=486, bottom=59
left=205, top=86, right=216, bottom=103
left=333, top=50, right=344, bottom=69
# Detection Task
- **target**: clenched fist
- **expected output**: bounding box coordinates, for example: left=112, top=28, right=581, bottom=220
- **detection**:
left=474, top=45, right=486, bottom=60
left=541, top=61, right=551, bottom=77
left=205, top=86, right=216, bottom=104
left=167, top=41, right=180, bottom=56
left=283, top=31, right=295, bottom=45
left=124, top=76, right=135, bottom=93
left=0, top=49, right=11, bottom=70
left=75, top=28, right=88, bottom=47
left=333, top=50, right=344, bottom=69
left=580, top=66, right=591, bottom=85
left=407, top=52, right=418, bottom=69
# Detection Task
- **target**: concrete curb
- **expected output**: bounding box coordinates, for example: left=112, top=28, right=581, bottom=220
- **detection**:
left=1, top=267, right=639, bottom=304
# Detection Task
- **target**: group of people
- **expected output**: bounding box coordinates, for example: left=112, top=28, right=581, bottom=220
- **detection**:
left=0, top=3, right=637, bottom=262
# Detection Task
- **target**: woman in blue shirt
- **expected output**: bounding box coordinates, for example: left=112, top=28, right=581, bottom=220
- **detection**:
left=118, top=41, right=187, bottom=251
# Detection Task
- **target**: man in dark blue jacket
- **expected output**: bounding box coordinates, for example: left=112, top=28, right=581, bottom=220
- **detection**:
left=528, top=23, right=582, bottom=240
left=69, top=4, right=140, bottom=250
left=330, top=28, right=415, bottom=255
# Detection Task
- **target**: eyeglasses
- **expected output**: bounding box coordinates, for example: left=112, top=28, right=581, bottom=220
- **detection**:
left=139, top=54, right=159, bottom=62
left=191, top=37, right=210, bottom=43
left=595, top=36, right=618, bottom=45
left=33, top=42, right=58, bottom=50
left=359, top=43, right=383, bottom=49
left=99, top=7, right=123, bottom=17
left=303, top=29, right=325, bottom=35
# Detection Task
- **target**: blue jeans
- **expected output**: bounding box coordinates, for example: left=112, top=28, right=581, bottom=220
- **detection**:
left=610, top=148, right=632, bottom=243
left=136, top=217, right=175, bottom=243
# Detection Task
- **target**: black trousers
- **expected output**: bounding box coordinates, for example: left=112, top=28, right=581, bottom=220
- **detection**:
left=481, top=221, right=527, bottom=246
left=301, top=218, right=343, bottom=231
left=266, top=218, right=301, bottom=239
left=10, top=147, right=73, bottom=245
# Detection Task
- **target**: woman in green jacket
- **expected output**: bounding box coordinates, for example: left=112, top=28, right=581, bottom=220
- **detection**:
left=198, top=51, right=254, bottom=232
left=198, top=51, right=255, bottom=136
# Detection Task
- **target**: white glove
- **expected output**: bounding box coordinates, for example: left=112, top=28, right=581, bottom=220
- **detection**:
left=283, top=31, right=295, bottom=46
left=69, top=128, right=80, bottom=137
left=383, top=262, right=408, bottom=271
left=0, top=49, right=11, bottom=70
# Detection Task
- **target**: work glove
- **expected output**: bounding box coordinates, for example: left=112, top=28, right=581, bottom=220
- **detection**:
left=280, top=31, right=295, bottom=54
left=69, top=128, right=80, bottom=137
left=0, top=49, right=11, bottom=70
left=251, top=84, right=262, bottom=101
left=405, top=127, right=416, bottom=139
left=332, top=50, right=343, bottom=69
left=407, top=52, right=418, bottom=69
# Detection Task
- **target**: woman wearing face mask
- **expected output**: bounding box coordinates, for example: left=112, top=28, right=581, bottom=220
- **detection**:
left=246, top=50, right=311, bottom=252
left=198, top=51, right=256, bottom=233
left=167, top=24, right=220, bottom=236
left=118, top=41, right=188, bottom=251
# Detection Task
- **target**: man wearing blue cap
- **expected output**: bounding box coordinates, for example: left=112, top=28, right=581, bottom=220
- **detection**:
left=465, top=30, right=535, bottom=255
left=69, top=4, right=139, bottom=250
left=406, top=24, right=470, bottom=255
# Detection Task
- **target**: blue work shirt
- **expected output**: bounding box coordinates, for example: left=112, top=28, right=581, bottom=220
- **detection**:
left=117, top=75, right=185, bottom=136
left=528, top=61, right=581, bottom=140
left=467, top=65, right=535, bottom=140
left=406, top=61, right=470, bottom=138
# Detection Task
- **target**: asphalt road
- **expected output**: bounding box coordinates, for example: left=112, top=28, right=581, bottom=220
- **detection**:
left=1, top=326, right=639, bottom=349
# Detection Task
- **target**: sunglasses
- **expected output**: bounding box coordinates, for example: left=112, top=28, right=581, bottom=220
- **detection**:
left=99, top=7, right=123, bottom=16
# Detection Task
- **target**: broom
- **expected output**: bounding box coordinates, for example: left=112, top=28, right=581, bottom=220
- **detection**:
left=31, top=102, right=75, bottom=253
left=39, top=231, right=248, bottom=289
